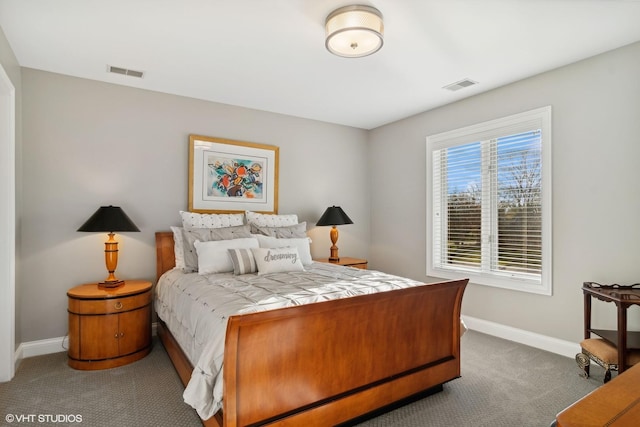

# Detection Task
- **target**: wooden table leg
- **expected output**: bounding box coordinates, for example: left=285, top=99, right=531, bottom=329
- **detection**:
left=617, top=304, right=627, bottom=373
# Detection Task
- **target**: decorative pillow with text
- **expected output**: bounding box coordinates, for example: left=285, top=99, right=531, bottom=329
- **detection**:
left=251, top=246, right=304, bottom=275
left=255, top=234, right=313, bottom=265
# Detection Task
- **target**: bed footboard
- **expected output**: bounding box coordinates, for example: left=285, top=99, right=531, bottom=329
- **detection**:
left=223, top=278, right=468, bottom=427
left=155, top=231, right=467, bottom=427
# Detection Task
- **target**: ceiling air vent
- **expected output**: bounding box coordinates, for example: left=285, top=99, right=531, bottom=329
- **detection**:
left=443, top=78, right=477, bottom=92
left=107, top=65, right=144, bottom=78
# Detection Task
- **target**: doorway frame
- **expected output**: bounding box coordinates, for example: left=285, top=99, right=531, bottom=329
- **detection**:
left=0, top=62, right=16, bottom=382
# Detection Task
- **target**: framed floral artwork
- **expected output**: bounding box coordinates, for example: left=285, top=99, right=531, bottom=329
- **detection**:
left=188, top=135, right=279, bottom=213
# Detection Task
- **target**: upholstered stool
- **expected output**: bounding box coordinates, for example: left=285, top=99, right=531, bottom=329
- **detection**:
left=576, top=338, right=640, bottom=383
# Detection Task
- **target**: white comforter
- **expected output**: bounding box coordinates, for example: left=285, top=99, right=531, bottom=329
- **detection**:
left=155, top=262, right=424, bottom=420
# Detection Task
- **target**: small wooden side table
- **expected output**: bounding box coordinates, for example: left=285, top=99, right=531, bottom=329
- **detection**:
left=580, top=282, right=640, bottom=375
left=67, top=280, right=152, bottom=370
left=314, top=257, right=368, bottom=269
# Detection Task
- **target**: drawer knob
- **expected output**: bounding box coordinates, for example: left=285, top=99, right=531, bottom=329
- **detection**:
left=114, top=301, right=123, bottom=310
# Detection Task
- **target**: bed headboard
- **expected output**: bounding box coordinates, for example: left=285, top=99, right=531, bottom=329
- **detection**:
left=155, top=231, right=175, bottom=281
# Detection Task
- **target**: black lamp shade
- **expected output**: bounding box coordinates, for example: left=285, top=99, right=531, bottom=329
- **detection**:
left=316, top=206, right=353, bottom=226
left=77, top=206, right=140, bottom=233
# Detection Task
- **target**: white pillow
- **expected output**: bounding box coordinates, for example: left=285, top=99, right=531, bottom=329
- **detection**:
left=170, top=226, right=186, bottom=270
left=251, top=247, right=304, bottom=275
left=180, top=211, right=245, bottom=229
left=194, top=238, right=259, bottom=274
left=245, top=211, right=298, bottom=227
left=254, top=234, right=313, bottom=266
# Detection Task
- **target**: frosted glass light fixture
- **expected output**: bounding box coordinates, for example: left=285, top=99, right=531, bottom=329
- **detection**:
left=325, top=5, right=384, bottom=58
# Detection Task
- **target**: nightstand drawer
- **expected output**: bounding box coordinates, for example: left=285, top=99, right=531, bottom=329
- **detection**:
left=348, top=262, right=368, bottom=269
left=68, top=291, right=151, bottom=315
left=314, top=257, right=368, bottom=270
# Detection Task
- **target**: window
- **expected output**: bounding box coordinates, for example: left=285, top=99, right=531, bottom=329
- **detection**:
left=426, top=107, right=552, bottom=295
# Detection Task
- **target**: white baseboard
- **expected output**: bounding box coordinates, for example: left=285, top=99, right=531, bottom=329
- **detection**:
left=462, top=315, right=581, bottom=359
left=14, top=320, right=578, bottom=362
left=13, top=323, right=159, bottom=362
left=17, top=336, right=67, bottom=359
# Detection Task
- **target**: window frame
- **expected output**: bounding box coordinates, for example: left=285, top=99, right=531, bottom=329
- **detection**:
left=426, top=106, right=552, bottom=295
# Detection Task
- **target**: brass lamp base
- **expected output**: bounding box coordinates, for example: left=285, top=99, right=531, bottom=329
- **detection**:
left=100, top=233, right=123, bottom=288
left=98, top=280, right=124, bottom=289
left=329, top=226, right=340, bottom=262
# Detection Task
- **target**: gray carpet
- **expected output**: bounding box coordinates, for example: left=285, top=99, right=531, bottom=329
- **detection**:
left=0, top=331, right=603, bottom=427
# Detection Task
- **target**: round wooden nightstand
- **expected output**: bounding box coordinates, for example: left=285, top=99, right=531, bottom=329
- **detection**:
left=67, top=280, right=152, bottom=370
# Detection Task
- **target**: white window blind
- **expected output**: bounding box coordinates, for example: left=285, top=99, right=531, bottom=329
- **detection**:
left=427, top=107, right=552, bottom=295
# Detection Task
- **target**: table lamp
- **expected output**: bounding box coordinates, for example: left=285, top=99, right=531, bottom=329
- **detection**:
left=77, top=205, right=140, bottom=287
left=316, top=205, right=353, bottom=262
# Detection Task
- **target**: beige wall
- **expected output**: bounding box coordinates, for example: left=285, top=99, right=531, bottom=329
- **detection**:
left=15, top=40, right=640, bottom=347
left=368, top=41, right=640, bottom=343
left=19, top=69, right=369, bottom=341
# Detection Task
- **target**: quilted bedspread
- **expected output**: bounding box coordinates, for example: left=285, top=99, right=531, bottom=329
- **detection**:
left=155, top=262, right=425, bottom=419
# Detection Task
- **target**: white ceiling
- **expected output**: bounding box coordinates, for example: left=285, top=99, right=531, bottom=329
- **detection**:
left=1, top=0, right=640, bottom=129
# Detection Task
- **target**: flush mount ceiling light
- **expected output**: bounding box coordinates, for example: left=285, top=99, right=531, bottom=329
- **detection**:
left=325, top=5, right=384, bottom=58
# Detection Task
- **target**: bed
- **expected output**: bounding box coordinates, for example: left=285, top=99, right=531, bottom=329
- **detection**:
left=155, top=230, right=468, bottom=427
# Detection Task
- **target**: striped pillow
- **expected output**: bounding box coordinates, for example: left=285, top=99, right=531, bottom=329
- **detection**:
left=228, top=248, right=257, bottom=275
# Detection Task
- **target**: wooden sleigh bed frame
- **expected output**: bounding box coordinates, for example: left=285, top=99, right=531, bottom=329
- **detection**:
left=155, top=231, right=468, bottom=427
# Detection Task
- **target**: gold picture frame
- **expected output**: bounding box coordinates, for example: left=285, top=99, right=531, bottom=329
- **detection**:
left=188, top=134, right=279, bottom=214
